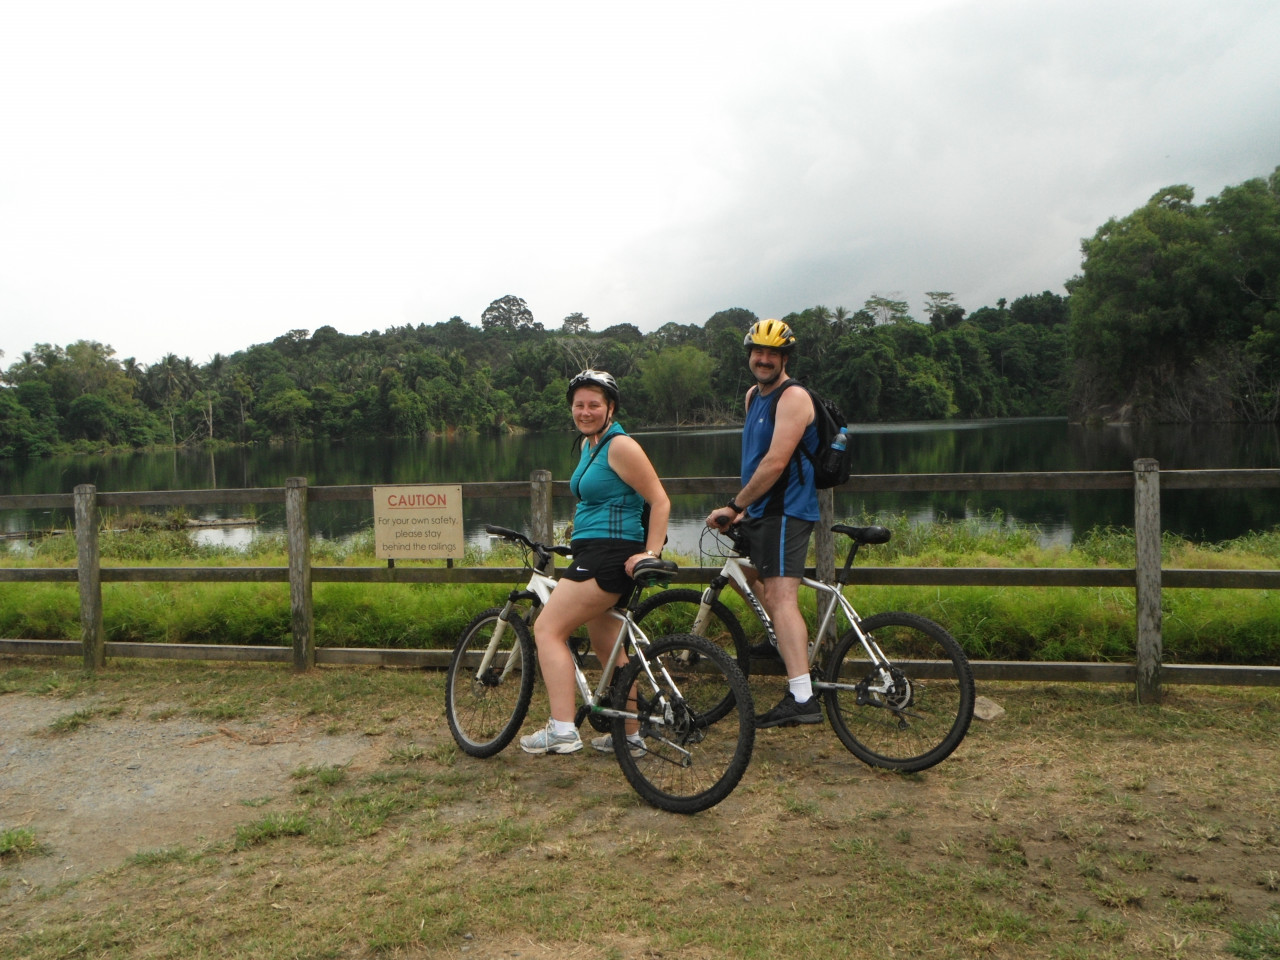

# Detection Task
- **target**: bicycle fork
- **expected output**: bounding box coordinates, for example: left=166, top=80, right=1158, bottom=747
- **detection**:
left=689, top=582, right=724, bottom=636
left=474, top=594, right=535, bottom=685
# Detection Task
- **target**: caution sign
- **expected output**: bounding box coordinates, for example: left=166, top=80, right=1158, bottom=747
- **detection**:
left=373, top=485, right=464, bottom=560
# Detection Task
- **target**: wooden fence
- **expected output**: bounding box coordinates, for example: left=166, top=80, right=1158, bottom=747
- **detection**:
left=3, top=460, right=1279, bottom=701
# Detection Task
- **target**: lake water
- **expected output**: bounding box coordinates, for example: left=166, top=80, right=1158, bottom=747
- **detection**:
left=3, top=419, right=1278, bottom=557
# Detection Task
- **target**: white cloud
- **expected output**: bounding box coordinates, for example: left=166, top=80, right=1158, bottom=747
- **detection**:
left=1, top=0, right=1277, bottom=364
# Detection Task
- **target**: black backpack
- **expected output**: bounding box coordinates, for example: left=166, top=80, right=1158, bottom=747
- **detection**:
left=757, top=380, right=851, bottom=489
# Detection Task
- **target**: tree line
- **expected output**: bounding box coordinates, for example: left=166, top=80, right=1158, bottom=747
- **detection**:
left=1, top=166, right=1276, bottom=458
left=0, top=293, right=1069, bottom=457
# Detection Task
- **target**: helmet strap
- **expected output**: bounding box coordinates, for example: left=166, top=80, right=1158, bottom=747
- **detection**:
left=583, top=406, right=615, bottom=445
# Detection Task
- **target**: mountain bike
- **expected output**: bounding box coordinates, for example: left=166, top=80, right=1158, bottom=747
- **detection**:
left=632, top=522, right=974, bottom=772
left=445, top=525, right=755, bottom=814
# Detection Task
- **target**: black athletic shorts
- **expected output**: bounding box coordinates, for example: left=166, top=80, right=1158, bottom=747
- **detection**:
left=563, top=538, right=645, bottom=596
left=737, top=515, right=813, bottom=579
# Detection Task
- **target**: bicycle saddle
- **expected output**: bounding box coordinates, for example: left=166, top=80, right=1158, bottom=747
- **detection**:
left=831, top=524, right=892, bottom=545
left=633, top=556, right=678, bottom=586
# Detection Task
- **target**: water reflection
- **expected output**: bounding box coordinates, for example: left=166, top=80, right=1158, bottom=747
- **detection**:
left=4, top=419, right=1278, bottom=556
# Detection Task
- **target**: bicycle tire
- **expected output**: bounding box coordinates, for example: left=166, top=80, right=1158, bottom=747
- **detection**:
left=631, top=588, right=751, bottom=676
left=611, top=634, right=755, bottom=814
left=822, top=611, right=974, bottom=772
left=445, top=607, right=536, bottom=758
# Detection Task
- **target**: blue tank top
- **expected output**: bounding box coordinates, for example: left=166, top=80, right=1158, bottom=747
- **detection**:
left=741, top=382, right=820, bottom=521
left=570, top=423, right=645, bottom=541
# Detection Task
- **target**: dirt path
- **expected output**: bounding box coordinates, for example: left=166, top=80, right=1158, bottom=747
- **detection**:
left=3, top=680, right=1278, bottom=959
left=0, top=694, right=381, bottom=894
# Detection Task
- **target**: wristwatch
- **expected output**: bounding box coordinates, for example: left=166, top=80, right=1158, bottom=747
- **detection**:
left=726, top=499, right=743, bottom=513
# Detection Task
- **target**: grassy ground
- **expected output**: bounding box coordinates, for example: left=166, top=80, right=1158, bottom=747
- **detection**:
left=1, top=657, right=1278, bottom=959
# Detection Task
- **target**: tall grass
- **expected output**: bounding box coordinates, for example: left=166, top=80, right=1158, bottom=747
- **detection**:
left=3, top=516, right=1278, bottom=663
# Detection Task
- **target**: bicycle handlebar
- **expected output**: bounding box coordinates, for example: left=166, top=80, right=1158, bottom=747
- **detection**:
left=485, top=523, right=677, bottom=585
left=484, top=525, right=572, bottom=568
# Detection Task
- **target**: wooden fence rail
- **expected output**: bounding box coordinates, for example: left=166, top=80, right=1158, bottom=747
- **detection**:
left=3, top=462, right=1280, bottom=700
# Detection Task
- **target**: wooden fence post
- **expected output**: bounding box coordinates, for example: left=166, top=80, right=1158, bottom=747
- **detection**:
left=74, top=483, right=104, bottom=671
left=816, top=489, right=835, bottom=581
left=1133, top=458, right=1163, bottom=703
left=285, top=476, right=314, bottom=672
left=816, top=488, right=837, bottom=643
left=530, top=469, right=554, bottom=573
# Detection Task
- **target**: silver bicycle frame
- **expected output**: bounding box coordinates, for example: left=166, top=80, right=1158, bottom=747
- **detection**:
left=698, top=553, right=899, bottom=695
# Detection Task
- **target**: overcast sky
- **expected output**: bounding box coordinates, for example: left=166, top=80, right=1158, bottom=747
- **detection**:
left=2, top=0, right=1277, bottom=368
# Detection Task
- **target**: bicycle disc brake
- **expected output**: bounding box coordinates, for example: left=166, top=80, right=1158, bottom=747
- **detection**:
left=855, top=667, right=918, bottom=729
left=635, top=692, right=700, bottom=767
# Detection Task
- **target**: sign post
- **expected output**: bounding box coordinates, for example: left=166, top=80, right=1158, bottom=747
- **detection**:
left=373, top=484, right=464, bottom=561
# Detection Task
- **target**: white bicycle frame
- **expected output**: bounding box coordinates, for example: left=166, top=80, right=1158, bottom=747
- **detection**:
left=475, top=566, right=695, bottom=756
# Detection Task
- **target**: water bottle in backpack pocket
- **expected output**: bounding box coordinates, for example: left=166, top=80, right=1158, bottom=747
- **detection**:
left=817, top=423, right=850, bottom=488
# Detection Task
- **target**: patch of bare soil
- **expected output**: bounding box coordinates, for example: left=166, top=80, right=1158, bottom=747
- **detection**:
left=0, top=694, right=380, bottom=897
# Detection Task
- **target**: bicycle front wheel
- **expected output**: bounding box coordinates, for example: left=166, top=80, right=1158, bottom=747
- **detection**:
left=631, top=588, right=751, bottom=677
left=822, top=611, right=974, bottom=772
left=446, top=607, right=536, bottom=758
left=612, top=634, right=754, bottom=814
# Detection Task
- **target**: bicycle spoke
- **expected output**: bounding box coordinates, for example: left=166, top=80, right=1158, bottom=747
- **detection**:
left=611, top=634, right=754, bottom=814
left=824, top=612, right=974, bottom=772
left=446, top=608, right=535, bottom=758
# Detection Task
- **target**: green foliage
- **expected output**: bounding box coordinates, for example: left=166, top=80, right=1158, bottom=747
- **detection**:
left=1228, top=917, right=1280, bottom=959
left=639, top=345, right=716, bottom=423
left=234, top=812, right=310, bottom=849
left=4, top=521, right=1279, bottom=666
left=6, top=167, right=1280, bottom=457
left=1070, top=168, right=1280, bottom=421
left=0, top=584, right=79, bottom=639
left=2, top=289, right=1078, bottom=453
left=0, top=827, right=39, bottom=858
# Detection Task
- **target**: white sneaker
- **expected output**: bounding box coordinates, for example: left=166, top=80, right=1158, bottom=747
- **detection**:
left=591, top=733, right=646, bottom=758
left=519, top=721, right=583, bottom=755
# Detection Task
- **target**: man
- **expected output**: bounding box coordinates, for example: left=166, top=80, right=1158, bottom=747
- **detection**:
left=705, top=318, right=822, bottom=728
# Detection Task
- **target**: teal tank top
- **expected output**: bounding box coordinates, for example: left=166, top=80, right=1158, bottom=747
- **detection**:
left=570, top=423, right=645, bottom=541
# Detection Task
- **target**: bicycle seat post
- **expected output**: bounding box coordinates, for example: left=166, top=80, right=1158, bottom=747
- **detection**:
left=835, top=540, right=860, bottom=587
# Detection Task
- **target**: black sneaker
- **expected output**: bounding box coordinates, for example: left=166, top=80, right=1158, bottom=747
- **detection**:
left=755, top=692, right=823, bottom=729
left=748, top=640, right=781, bottom=660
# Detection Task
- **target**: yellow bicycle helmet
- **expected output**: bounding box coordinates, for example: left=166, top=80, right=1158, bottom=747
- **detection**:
left=743, top=318, right=796, bottom=353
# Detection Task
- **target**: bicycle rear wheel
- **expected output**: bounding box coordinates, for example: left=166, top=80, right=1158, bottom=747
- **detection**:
left=446, top=607, right=536, bottom=757
left=612, top=634, right=754, bottom=814
left=822, top=611, right=974, bottom=772
left=631, top=588, right=751, bottom=724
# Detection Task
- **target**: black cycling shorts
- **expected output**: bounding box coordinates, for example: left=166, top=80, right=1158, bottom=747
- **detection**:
left=562, top=538, right=645, bottom=596
left=737, top=515, right=813, bottom=579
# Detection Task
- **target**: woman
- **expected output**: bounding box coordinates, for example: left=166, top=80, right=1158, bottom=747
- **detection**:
left=519, top=369, right=671, bottom=756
